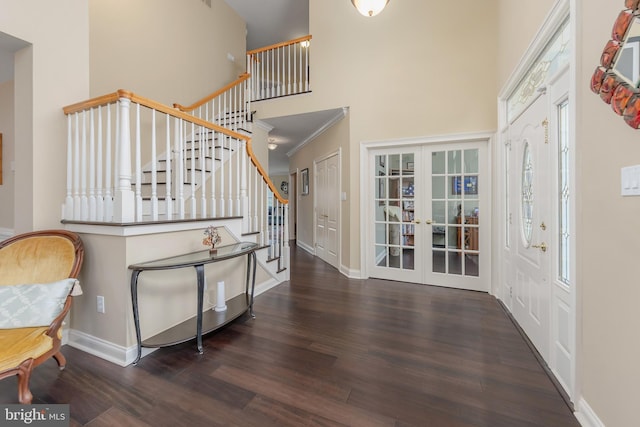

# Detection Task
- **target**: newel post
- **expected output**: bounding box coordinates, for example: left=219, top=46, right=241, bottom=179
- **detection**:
left=113, top=95, right=135, bottom=222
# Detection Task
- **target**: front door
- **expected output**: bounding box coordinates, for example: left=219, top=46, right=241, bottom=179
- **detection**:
left=369, top=141, right=489, bottom=291
left=509, top=93, right=551, bottom=360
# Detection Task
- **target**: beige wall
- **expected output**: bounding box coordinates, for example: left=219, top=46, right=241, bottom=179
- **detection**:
left=0, top=0, right=90, bottom=232
left=0, top=80, right=14, bottom=231
left=289, top=114, right=349, bottom=267
left=89, top=0, right=246, bottom=106
left=497, top=0, right=556, bottom=89
left=256, top=0, right=499, bottom=272
left=577, top=1, right=640, bottom=425
left=72, top=227, right=249, bottom=348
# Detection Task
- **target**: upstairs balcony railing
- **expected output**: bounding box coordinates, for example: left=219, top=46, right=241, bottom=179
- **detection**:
left=247, top=35, right=311, bottom=101
left=61, top=90, right=288, bottom=262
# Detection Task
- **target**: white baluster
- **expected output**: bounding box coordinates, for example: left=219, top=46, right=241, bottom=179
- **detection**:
left=89, top=108, right=96, bottom=221
left=105, top=104, right=113, bottom=222
left=200, top=125, right=207, bottom=218
left=259, top=182, right=263, bottom=246
left=287, top=44, right=292, bottom=95
left=80, top=111, right=88, bottom=220
left=114, top=96, right=134, bottom=223
left=64, top=115, right=73, bottom=219
left=190, top=121, right=196, bottom=218
left=135, top=103, right=142, bottom=221
left=241, top=140, right=248, bottom=233
left=253, top=166, right=258, bottom=233
left=293, top=44, right=297, bottom=95
left=228, top=138, right=234, bottom=216
left=220, top=133, right=225, bottom=216
left=261, top=51, right=265, bottom=100
left=96, top=106, right=104, bottom=222
left=65, top=115, right=73, bottom=220
left=270, top=48, right=275, bottom=98
left=151, top=109, right=158, bottom=220
left=299, top=43, right=303, bottom=93
left=236, top=138, right=241, bottom=216
left=283, top=204, right=290, bottom=271
left=165, top=113, right=173, bottom=219
left=176, top=117, right=185, bottom=219
left=210, top=129, right=217, bottom=217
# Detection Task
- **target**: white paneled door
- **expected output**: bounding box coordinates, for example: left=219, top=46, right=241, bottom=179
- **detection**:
left=315, top=152, right=340, bottom=269
left=369, top=141, right=489, bottom=292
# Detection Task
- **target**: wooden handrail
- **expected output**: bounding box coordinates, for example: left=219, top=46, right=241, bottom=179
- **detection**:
left=246, top=35, right=312, bottom=56
left=63, top=90, right=248, bottom=141
left=246, top=139, right=288, bottom=205
left=173, top=73, right=251, bottom=113
left=62, top=89, right=287, bottom=205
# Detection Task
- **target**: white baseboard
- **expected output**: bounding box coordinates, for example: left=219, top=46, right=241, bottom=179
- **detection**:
left=67, top=329, right=156, bottom=367
left=296, top=240, right=315, bottom=255
left=254, top=277, right=282, bottom=296
left=340, top=263, right=362, bottom=279
left=575, top=397, right=605, bottom=427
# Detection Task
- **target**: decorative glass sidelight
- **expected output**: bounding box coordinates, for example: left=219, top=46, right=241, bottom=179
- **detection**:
left=558, top=100, right=571, bottom=285
left=374, top=153, right=415, bottom=270
left=521, top=142, right=534, bottom=246
left=432, top=149, right=479, bottom=277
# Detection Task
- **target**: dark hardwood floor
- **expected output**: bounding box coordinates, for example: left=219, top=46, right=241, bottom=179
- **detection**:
left=0, top=243, right=580, bottom=426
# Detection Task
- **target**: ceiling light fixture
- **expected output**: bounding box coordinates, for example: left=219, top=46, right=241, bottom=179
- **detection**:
left=351, top=0, right=389, bottom=17
left=268, top=142, right=278, bottom=150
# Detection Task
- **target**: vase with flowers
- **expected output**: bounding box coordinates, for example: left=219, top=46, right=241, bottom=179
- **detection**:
left=202, top=226, right=221, bottom=254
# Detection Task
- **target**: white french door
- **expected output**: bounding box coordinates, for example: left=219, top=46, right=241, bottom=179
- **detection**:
left=368, top=140, right=489, bottom=292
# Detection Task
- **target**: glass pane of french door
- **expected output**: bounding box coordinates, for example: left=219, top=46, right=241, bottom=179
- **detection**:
left=374, top=152, right=415, bottom=271
left=431, top=148, right=479, bottom=277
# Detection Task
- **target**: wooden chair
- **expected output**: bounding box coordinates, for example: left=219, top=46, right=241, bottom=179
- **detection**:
left=0, top=230, right=84, bottom=404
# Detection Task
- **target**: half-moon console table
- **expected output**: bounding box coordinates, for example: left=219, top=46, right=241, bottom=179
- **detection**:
left=129, top=241, right=259, bottom=364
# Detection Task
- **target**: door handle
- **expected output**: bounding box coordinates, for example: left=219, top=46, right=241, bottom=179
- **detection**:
left=425, top=219, right=433, bottom=225
left=414, top=219, right=421, bottom=224
left=532, top=242, right=547, bottom=252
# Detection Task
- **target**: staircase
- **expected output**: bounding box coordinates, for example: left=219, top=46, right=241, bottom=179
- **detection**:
left=60, top=35, right=312, bottom=283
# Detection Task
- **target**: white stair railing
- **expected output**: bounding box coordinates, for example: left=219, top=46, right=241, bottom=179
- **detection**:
left=62, top=89, right=290, bottom=271
left=247, top=35, right=311, bottom=101
left=63, top=90, right=250, bottom=222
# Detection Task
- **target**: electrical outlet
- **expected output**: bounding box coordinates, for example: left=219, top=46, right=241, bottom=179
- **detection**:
left=97, top=295, right=105, bottom=313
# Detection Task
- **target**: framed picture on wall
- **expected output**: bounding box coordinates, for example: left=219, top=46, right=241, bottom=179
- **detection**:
left=301, top=168, right=309, bottom=195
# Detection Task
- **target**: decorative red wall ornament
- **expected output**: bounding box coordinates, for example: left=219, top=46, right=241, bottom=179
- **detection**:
left=591, top=1, right=640, bottom=128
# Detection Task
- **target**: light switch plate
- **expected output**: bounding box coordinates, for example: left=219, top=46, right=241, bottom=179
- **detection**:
left=621, top=165, right=640, bottom=196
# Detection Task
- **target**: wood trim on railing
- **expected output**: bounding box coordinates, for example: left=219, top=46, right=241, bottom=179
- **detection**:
left=62, top=89, right=287, bottom=205
left=62, top=92, right=120, bottom=115
left=62, top=90, right=247, bottom=141
left=173, top=73, right=251, bottom=113
left=246, top=140, right=288, bottom=205
left=246, top=35, right=312, bottom=56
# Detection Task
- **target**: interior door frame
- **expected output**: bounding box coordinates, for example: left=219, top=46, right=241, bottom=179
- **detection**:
left=360, top=132, right=494, bottom=286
